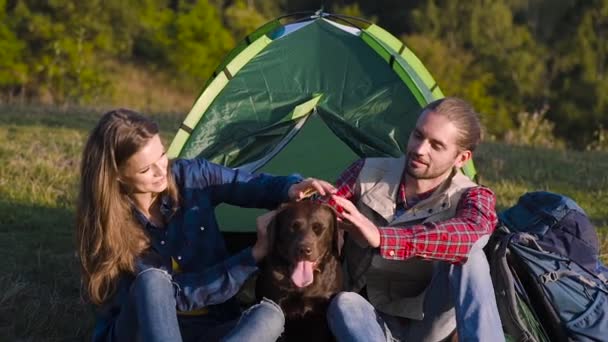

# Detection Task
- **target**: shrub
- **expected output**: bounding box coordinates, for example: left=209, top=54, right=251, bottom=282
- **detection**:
left=504, top=107, right=565, bottom=149
left=586, top=125, right=608, bottom=151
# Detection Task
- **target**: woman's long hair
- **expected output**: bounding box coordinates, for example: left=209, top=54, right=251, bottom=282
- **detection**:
left=76, top=109, right=179, bottom=305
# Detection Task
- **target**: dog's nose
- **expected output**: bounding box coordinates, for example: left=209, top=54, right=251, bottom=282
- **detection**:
left=298, top=246, right=313, bottom=256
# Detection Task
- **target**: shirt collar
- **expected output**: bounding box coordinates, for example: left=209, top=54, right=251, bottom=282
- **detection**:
left=130, top=194, right=175, bottom=229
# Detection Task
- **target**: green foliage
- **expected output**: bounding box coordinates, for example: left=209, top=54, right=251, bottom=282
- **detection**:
left=586, top=125, right=608, bottom=152
left=160, top=0, right=234, bottom=83
left=547, top=0, right=608, bottom=147
left=132, top=0, right=175, bottom=63
left=224, top=0, right=269, bottom=41
left=410, top=0, right=547, bottom=139
left=504, top=107, right=565, bottom=149
left=2, top=0, right=235, bottom=103
left=0, top=0, right=27, bottom=89
left=0, top=0, right=607, bottom=148
left=5, top=0, right=142, bottom=103
left=469, top=1, right=546, bottom=102
left=331, top=2, right=378, bottom=23
left=403, top=34, right=512, bottom=136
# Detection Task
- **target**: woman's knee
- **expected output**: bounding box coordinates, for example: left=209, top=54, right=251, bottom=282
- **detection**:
left=132, top=268, right=174, bottom=297
left=226, top=298, right=285, bottom=341
left=247, top=298, right=285, bottom=329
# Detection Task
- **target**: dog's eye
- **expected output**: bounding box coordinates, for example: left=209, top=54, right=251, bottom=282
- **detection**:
left=312, top=223, right=324, bottom=235
left=290, top=221, right=302, bottom=231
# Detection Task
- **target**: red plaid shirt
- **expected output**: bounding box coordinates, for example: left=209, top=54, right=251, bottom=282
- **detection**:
left=335, top=159, right=497, bottom=264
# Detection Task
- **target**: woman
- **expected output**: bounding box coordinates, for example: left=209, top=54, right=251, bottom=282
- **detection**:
left=76, top=109, right=334, bottom=341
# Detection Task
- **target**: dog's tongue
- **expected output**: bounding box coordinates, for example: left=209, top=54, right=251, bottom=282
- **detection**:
left=291, top=260, right=314, bottom=288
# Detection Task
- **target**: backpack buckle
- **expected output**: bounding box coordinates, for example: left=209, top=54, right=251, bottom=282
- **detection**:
left=540, top=271, right=559, bottom=283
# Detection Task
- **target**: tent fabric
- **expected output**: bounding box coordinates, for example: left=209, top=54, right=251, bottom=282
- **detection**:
left=168, top=13, right=476, bottom=232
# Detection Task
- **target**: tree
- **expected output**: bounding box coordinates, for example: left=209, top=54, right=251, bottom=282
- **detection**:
left=409, top=0, right=547, bottom=138
left=224, top=0, right=268, bottom=41
left=0, top=0, right=27, bottom=98
left=545, top=0, right=608, bottom=147
left=403, top=34, right=512, bottom=136
left=7, top=0, right=116, bottom=103
left=168, top=0, right=235, bottom=82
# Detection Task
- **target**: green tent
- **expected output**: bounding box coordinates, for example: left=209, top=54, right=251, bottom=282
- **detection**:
left=168, top=12, right=476, bottom=233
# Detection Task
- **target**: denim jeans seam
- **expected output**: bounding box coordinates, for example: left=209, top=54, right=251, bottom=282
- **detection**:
left=260, top=297, right=283, bottom=313
left=135, top=267, right=172, bottom=281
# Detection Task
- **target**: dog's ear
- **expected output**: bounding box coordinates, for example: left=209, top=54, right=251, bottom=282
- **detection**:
left=266, top=203, right=291, bottom=253
left=266, top=205, right=289, bottom=256
left=266, top=213, right=277, bottom=255
left=329, top=208, right=344, bottom=257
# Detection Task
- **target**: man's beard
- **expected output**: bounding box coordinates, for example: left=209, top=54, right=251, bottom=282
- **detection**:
left=405, top=156, right=451, bottom=180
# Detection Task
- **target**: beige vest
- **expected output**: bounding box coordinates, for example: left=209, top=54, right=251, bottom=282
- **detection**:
left=343, top=157, right=477, bottom=319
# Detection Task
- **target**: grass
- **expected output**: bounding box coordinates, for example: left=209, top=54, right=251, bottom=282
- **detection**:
left=0, top=105, right=183, bottom=341
left=104, top=61, right=196, bottom=114
left=0, top=105, right=606, bottom=340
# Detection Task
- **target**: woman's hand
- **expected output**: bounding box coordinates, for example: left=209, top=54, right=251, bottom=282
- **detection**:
left=331, top=195, right=381, bottom=248
left=252, top=210, right=277, bottom=262
left=288, top=178, right=336, bottom=201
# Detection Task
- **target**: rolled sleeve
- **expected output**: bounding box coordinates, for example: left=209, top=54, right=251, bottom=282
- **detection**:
left=377, top=187, right=497, bottom=264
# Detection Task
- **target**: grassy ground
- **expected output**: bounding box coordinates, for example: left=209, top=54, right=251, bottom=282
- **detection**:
left=0, top=105, right=606, bottom=340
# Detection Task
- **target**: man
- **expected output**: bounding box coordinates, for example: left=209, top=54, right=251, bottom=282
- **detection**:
left=326, top=97, right=504, bottom=341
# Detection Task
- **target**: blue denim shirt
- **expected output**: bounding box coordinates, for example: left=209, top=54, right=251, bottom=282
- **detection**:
left=93, top=158, right=302, bottom=340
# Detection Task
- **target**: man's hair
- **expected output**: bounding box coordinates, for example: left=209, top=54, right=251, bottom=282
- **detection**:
left=422, top=97, right=482, bottom=152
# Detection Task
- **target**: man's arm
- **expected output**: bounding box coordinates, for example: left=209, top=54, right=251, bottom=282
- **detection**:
left=333, top=159, right=364, bottom=201
left=377, top=186, right=497, bottom=264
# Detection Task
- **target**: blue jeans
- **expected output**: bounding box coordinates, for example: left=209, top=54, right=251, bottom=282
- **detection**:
left=327, top=236, right=504, bottom=341
left=109, top=268, right=284, bottom=341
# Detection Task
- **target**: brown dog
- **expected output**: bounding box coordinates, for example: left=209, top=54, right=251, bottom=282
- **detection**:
left=256, top=201, right=343, bottom=342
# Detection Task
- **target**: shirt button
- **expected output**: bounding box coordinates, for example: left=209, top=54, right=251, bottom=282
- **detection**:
left=177, top=256, right=182, bottom=260
left=160, top=240, right=166, bottom=245
left=389, top=250, right=395, bottom=256
left=200, top=226, right=205, bottom=231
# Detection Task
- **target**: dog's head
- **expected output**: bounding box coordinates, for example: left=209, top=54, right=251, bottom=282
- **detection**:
left=267, top=201, right=340, bottom=288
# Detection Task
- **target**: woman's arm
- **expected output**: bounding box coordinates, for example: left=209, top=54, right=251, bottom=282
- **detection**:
left=173, top=158, right=333, bottom=209
left=171, top=248, right=258, bottom=311
left=135, top=210, right=276, bottom=312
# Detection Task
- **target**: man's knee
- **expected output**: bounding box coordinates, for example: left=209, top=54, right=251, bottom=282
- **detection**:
left=328, top=291, right=370, bottom=317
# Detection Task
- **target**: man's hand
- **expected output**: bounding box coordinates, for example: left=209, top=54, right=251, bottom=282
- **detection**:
left=288, top=178, right=336, bottom=201
left=252, top=210, right=277, bottom=262
left=332, top=195, right=381, bottom=248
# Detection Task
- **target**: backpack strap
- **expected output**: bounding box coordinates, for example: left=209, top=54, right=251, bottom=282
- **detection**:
left=516, top=233, right=546, bottom=252
left=539, top=270, right=608, bottom=294
left=492, top=233, right=541, bottom=338
left=517, top=233, right=608, bottom=293
left=594, top=272, right=608, bottom=287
